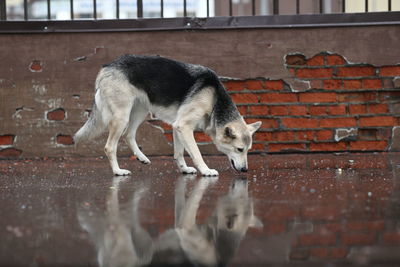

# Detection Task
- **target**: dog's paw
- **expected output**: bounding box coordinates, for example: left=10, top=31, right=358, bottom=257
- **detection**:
left=136, top=156, right=151, bottom=165
left=181, top=166, right=197, bottom=174
left=113, top=169, right=132, bottom=176
left=201, top=169, right=219, bottom=177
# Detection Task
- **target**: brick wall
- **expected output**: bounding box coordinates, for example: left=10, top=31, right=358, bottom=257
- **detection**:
left=151, top=52, right=400, bottom=154
left=1, top=49, right=400, bottom=158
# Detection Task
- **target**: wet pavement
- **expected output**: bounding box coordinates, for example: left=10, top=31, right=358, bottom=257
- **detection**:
left=1, top=153, right=400, bottom=267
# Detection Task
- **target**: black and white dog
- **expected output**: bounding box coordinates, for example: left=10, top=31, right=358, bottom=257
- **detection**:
left=74, top=55, right=261, bottom=176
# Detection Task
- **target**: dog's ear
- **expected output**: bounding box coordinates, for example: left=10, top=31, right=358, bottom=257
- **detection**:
left=247, top=121, right=262, bottom=135
left=224, top=126, right=236, bottom=139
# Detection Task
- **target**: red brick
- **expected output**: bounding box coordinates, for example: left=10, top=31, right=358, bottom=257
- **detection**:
left=260, top=93, right=297, bottom=103
left=164, top=132, right=173, bottom=142
left=301, top=205, right=340, bottom=220
left=310, top=248, right=328, bottom=259
left=299, top=92, right=337, bottom=103
left=330, top=248, right=349, bottom=259
left=349, top=140, right=388, bottom=151
left=262, top=204, right=299, bottom=221
left=269, top=143, right=306, bottom=152
left=230, top=93, right=259, bottom=103
left=328, top=105, right=346, bottom=115
left=249, top=105, right=267, bottom=115
left=309, top=106, right=327, bottom=116
left=307, top=55, right=325, bottom=66
left=264, top=223, right=286, bottom=234
left=282, top=118, right=318, bottom=129
left=342, top=233, right=376, bottom=246
left=382, top=232, right=400, bottom=245
left=29, top=60, right=42, bottom=72
left=56, top=135, right=74, bottom=145
left=194, top=132, right=212, bottom=142
left=338, top=92, right=377, bottom=102
left=0, top=135, right=14, bottom=146
left=0, top=148, right=22, bottom=158
left=299, top=233, right=336, bottom=246
left=310, top=142, right=347, bottom=152
left=323, top=79, right=342, bottom=90
left=380, top=66, right=400, bottom=77
left=47, top=108, right=65, bottom=121
left=343, top=79, right=362, bottom=90
left=320, top=117, right=357, bottom=127
left=346, top=220, right=385, bottom=231
left=316, top=130, right=332, bottom=141
left=245, top=80, right=264, bottom=90
left=288, top=105, right=308, bottom=116
left=224, top=81, right=246, bottom=91
left=265, top=80, right=284, bottom=90
left=310, top=80, right=323, bottom=89
left=269, top=105, right=288, bottom=115
left=326, top=54, right=346, bottom=66
left=296, top=68, right=333, bottom=79
left=246, top=118, right=278, bottom=129
left=296, top=131, right=314, bottom=141
left=363, top=79, right=382, bottom=89
left=368, top=103, right=388, bottom=114
left=237, top=105, right=248, bottom=115
left=337, top=66, right=376, bottom=77
left=285, top=54, right=307, bottom=65
left=349, top=104, right=367, bottom=114
left=272, top=131, right=295, bottom=142
left=250, top=143, right=265, bottom=151
left=255, top=132, right=272, bottom=141
left=359, top=116, right=396, bottom=127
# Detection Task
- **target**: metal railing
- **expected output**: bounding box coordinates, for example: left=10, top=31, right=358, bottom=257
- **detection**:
left=0, top=0, right=399, bottom=33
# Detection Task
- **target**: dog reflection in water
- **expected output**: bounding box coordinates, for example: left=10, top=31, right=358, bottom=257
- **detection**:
left=78, top=176, right=262, bottom=267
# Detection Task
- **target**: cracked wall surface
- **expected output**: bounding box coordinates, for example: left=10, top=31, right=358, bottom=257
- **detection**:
left=0, top=26, right=399, bottom=158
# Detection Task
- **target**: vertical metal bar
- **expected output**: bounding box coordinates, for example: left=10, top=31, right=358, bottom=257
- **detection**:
left=389, top=0, right=392, bottom=11
left=252, top=0, right=255, bottom=15
left=183, top=0, right=187, bottom=17
left=47, top=0, right=51, bottom=19
left=161, top=0, right=164, bottom=18
left=24, top=0, right=27, bottom=20
left=1, top=0, right=7, bottom=20
left=319, top=0, right=323, bottom=13
left=342, top=0, right=346, bottom=13
left=229, top=0, right=233, bottom=16
left=273, top=0, right=279, bottom=15
left=137, top=0, right=143, bottom=18
left=93, top=0, right=97, bottom=19
left=206, top=0, right=209, bottom=17
left=296, top=0, right=300, bottom=14
left=365, top=0, right=368, bottom=12
left=116, top=0, right=119, bottom=18
left=70, top=0, right=74, bottom=20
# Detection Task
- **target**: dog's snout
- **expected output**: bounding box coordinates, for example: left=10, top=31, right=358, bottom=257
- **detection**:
left=240, top=167, right=248, bottom=172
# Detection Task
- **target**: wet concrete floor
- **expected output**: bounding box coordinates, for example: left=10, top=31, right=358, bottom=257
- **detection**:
left=1, top=153, right=400, bottom=266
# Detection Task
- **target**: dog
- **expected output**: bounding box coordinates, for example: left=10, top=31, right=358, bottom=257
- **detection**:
left=74, top=55, right=262, bottom=176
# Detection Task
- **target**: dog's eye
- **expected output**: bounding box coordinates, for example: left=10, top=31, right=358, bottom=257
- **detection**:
left=237, top=148, right=244, bottom=153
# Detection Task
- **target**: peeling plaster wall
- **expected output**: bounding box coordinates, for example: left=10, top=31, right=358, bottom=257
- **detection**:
left=0, top=25, right=400, bottom=158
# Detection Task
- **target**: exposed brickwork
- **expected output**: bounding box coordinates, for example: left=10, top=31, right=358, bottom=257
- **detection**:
left=47, top=108, right=66, bottom=121
left=0, top=135, right=15, bottom=146
left=56, top=134, right=74, bottom=146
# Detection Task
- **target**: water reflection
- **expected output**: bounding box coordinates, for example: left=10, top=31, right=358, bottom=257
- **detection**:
left=78, top=175, right=262, bottom=267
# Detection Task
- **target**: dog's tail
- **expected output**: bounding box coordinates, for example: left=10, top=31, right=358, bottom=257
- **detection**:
left=74, top=97, right=107, bottom=145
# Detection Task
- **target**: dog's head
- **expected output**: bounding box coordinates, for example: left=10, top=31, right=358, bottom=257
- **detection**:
left=213, top=118, right=261, bottom=172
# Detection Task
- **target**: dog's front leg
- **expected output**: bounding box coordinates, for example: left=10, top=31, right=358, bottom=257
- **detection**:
left=173, top=129, right=197, bottom=174
left=173, top=124, right=218, bottom=176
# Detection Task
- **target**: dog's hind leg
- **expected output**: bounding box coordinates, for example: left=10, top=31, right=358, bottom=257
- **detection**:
left=173, top=129, right=197, bottom=174
left=105, top=110, right=132, bottom=176
left=125, top=104, right=151, bottom=165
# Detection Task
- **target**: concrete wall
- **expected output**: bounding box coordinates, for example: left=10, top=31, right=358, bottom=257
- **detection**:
left=0, top=25, right=400, bottom=158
